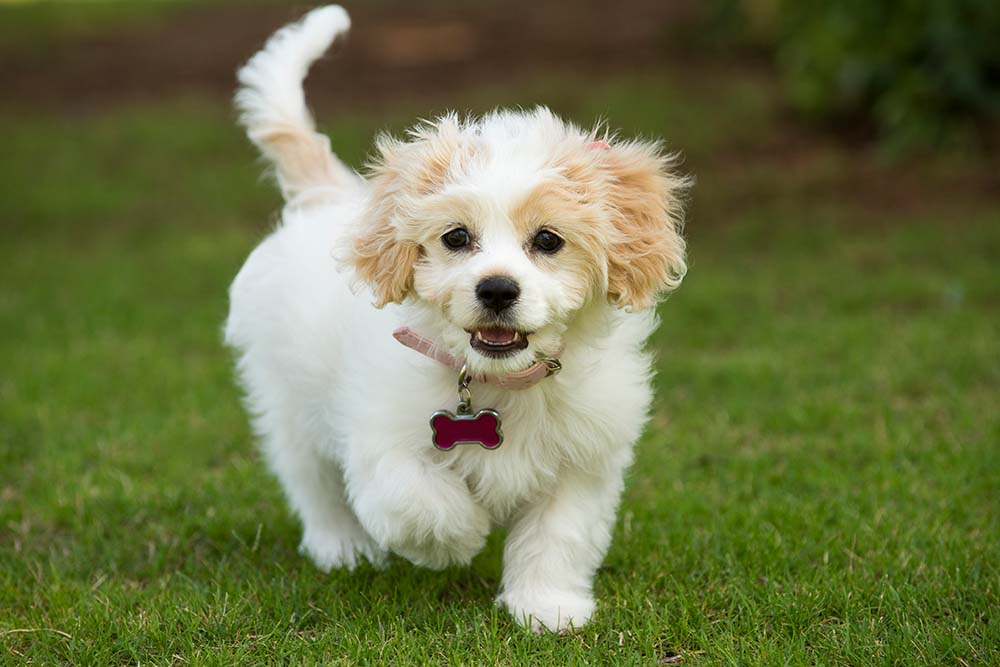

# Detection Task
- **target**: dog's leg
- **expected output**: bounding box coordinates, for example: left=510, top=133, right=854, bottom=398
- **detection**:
left=497, top=463, right=627, bottom=632
left=343, top=445, right=491, bottom=570
left=264, top=426, right=386, bottom=571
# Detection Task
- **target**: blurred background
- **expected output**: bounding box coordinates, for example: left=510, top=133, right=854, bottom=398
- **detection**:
left=1, top=1, right=998, bottom=664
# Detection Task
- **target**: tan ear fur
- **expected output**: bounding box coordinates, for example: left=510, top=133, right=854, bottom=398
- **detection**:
left=603, top=141, right=688, bottom=309
left=351, top=121, right=466, bottom=307
left=351, top=144, right=420, bottom=307
left=351, top=214, right=419, bottom=307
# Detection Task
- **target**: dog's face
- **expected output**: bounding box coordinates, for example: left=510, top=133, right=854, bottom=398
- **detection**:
left=352, top=108, right=687, bottom=374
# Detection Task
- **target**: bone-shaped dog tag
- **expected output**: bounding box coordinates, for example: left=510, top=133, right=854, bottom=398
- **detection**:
left=430, top=409, right=503, bottom=450
left=430, top=364, right=503, bottom=451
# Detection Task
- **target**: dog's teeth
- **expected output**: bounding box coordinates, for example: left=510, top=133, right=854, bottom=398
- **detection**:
left=472, top=328, right=523, bottom=348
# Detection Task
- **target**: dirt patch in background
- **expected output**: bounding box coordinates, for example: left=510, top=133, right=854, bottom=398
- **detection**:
left=0, top=0, right=702, bottom=110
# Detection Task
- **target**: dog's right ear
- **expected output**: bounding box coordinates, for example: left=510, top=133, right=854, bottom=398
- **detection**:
left=352, top=122, right=464, bottom=307
left=351, top=142, right=420, bottom=308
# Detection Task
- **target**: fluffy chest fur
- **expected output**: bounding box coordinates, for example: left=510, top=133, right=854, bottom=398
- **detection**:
left=435, top=332, right=654, bottom=522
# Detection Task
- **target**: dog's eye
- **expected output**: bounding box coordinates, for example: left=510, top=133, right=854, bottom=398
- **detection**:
left=442, top=228, right=472, bottom=251
left=532, top=229, right=564, bottom=254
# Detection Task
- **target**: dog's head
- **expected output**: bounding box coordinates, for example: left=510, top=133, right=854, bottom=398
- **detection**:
left=352, top=108, right=687, bottom=375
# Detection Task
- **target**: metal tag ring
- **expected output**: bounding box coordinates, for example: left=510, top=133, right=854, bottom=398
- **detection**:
left=457, top=364, right=473, bottom=413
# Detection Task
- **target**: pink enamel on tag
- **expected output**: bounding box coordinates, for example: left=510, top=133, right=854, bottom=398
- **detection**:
left=430, top=409, right=503, bottom=450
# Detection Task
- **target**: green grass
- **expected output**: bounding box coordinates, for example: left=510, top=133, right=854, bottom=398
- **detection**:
left=2, top=72, right=999, bottom=666
left=0, top=1, right=195, bottom=55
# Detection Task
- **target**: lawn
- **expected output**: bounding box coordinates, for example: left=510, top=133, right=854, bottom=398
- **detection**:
left=2, top=22, right=999, bottom=667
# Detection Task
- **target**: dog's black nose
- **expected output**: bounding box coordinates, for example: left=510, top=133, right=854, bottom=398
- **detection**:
left=476, top=276, right=520, bottom=312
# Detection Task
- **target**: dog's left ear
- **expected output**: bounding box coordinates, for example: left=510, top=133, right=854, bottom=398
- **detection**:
left=351, top=172, right=420, bottom=308
left=602, top=141, right=688, bottom=309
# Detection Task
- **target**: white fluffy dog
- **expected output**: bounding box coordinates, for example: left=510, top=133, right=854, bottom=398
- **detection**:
left=225, top=6, right=688, bottom=632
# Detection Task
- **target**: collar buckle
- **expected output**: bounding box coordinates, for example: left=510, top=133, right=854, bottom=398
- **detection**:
left=541, top=358, right=562, bottom=377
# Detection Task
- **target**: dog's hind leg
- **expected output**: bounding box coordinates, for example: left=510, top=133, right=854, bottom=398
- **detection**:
left=262, top=415, right=386, bottom=571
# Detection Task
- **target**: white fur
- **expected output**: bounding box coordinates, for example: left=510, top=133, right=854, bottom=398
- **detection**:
left=226, top=6, right=678, bottom=633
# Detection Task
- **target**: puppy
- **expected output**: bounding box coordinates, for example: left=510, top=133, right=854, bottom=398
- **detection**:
left=225, top=6, right=688, bottom=633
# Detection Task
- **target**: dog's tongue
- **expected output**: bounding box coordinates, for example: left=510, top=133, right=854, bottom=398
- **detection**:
left=478, top=327, right=517, bottom=345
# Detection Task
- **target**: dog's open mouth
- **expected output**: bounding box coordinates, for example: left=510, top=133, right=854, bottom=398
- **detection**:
left=468, top=327, right=530, bottom=358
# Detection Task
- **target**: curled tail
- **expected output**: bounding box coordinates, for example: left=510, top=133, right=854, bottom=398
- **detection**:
left=235, top=5, right=359, bottom=205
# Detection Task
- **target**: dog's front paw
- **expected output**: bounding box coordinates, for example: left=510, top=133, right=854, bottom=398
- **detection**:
left=355, top=476, right=491, bottom=570
left=300, top=524, right=387, bottom=572
left=389, top=506, right=490, bottom=570
left=497, top=589, right=595, bottom=633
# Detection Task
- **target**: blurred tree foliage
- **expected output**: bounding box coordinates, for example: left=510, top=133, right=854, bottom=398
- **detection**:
left=709, top=0, right=1000, bottom=151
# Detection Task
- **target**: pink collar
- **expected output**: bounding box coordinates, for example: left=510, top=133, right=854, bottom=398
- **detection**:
left=392, top=327, right=562, bottom=390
